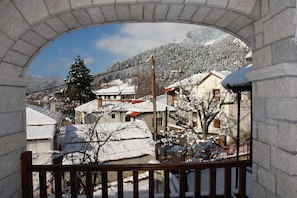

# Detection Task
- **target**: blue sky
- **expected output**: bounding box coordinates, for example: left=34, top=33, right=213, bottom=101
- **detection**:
left=27, top=23, right=199, bottom=78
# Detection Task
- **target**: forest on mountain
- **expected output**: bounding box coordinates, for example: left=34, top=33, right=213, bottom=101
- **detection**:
left=93, top=29, right=251, bottom=87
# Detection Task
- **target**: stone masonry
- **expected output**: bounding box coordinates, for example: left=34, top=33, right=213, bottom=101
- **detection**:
left=0, top=0, right=296, bottom=197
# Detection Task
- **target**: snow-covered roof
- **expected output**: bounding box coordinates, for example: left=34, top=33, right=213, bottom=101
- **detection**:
left=62, top=121, right=155, bottom=163
left=127, top=100, right=176, bottom=113
left=221, top=65, right=253, bottom=92
left=26, top=104, right=61, bottom=125
left=92, top=83, right=135, bottom=96
left=74, top=99, right=137, bottom=113
left=26, top=104, right=61, bottom=140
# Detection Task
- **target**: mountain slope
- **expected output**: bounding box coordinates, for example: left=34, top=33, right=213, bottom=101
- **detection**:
left=93, top=28, right=250, bottom=85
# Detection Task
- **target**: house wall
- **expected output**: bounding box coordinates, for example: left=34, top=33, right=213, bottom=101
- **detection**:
left=135, top=112, right=176, bottom=136
left=191, top=74, right=231, bottom=133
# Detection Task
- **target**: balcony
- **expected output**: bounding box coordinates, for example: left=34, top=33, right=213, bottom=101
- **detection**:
left=22, top=151, right=251, bottom=198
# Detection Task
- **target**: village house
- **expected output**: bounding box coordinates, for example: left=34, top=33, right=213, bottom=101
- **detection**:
left=164, top=70, right=251, bottom=141
left=92, top=79, right=136, bottom=100
left=26, top=103, right=62, bottom=165
left=74, top=98, right=143, bottom=124
left=126, top=100, right=176, bottom=137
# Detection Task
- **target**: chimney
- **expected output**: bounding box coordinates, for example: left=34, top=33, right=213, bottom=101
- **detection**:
left=49, top=97, right=56, bottom=114
left=98, top=97, right=103, bottom=108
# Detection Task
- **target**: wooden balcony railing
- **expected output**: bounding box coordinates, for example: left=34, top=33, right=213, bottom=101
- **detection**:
left=21, top=151, right=252, bottom=198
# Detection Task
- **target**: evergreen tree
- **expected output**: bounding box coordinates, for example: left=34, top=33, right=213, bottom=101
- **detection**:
left=64, top=55, right=96, bottom=105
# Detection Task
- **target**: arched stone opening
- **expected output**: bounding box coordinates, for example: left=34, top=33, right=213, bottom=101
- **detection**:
left=8, top=0, right=297, bottom=197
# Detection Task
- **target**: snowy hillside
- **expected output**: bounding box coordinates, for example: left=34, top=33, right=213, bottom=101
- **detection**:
left=93, top=26, right=250, bottom=85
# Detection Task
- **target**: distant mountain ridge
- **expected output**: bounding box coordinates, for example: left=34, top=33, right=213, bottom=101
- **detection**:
left=93, top=26, right=250, bottom=85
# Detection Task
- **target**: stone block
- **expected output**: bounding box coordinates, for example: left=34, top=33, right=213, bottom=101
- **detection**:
left=227, top=15, right=253, bottom=33
left=0, top=170, right=22, bottom=198
left=254, top=19, right=263, bottom=35
left=167, top=5, right=183, bottom=20
left=0, top=112, right=24, bottom=137
left=154, top=4, right=169, bottom=20
left=279, top=121, right=297, bottom=152
left=22, top=30, right=47, bottom=48
left=44, top=0, right=71, bottom=15
left=33, top=23, right=57, bottom=40
left=253, top=140, right=270, bottom=170
left=258, top=122, right=278, bottom=146
left=207, top=0, right=228, bottom=8
left=252, top=98, right=265, bottom=122
left=263, top=8, right=295, bottom=45
left=87, top=7, right=105, bottom=23
left=203, top=8, right=225, bottom=24
left=271, top=146, right=297, bottom=175
left=252, top=46, right=272, bottom=69
left=179, top=5, right=198, bottom=21
left=215, top=11, right=239, bottom=28
left=0, top=32, right=13, bottom=58
left=73, top=9, right=93, bottom=26
left=0, top=132, right=26, bottom=156
left=0, top=148, right=22, bottom=181
left=70, top=0, right=92, bottom=9
left=116, top=5, right=130, bottom=21
left=255, top=79, right=274, bottom=97
left=252, top=181, right=267, bottom=198
left=45, top=17, right=69, bottom=34
left=144, top=4, right=155, bottom=20
left=3, top=50, right=29, bottom=67
left=185, top=0, right=206, bottom=3
left=255, top=33, right=263, bottom=49
left=59, top=12, right=80, bottom=29
left=272, top=37, right=297, bottom=65
left=130, top=4, right=143, bottom=20
left=276, top=170, right=297, bottom=197
left=0, top=86, right=25, bottom=112
left=101, top=5, right=118, bottom=22
left=268, top=98, right=297, bottom=121
left=275, top=77, right=297, bottom=98
left=258, top=166, right=276, bottom=194
left=269, top=0, right=296, bottom=17
left=228, top=0, right=257, bottom=15
left=11, top=39, right=37, bottom=57
left=261, top=0, right=269, bottom=17
left=13, top=0, right=49, bottom=25
left=0, top=62, right=23, bottom=77
left=191, top=6, right=212, bottom=23
left=0, top=0, right=29, bottom=40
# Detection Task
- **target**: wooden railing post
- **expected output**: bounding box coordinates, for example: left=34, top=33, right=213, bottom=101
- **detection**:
left=21, top=151, right=33, bottom=198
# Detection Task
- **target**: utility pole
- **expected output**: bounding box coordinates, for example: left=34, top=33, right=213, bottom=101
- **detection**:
left=150, top=55, right=157, bottom=143
left=149, top=55, right=159, bottom=160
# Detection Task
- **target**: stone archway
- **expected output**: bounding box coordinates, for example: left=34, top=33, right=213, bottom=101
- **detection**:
left=2, top=0, right=297, bottom=197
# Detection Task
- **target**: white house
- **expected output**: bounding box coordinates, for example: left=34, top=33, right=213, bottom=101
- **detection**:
left=74, top=98, right=143, bottom=124
left=92, top=79, right=136, bottom=100
left=26, top=104, right=62, bottom=165
left=126, top=100, right=176, bottom=136
left=164, top=71, right=232, bottom=135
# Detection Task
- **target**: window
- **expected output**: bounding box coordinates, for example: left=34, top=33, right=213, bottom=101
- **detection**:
left=152, top=118, right=163, bottom=127
left=111, top=113, right=115, bottom=119
left=125, top=116, right=131, bottom=122
left=213, top=119, right=221, bottom=128
left=212, top=89, right=220, bottom=101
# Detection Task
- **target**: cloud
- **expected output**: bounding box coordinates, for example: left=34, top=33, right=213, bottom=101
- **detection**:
left=95, top=23, right=198, bottom=58
left=84, top=57, right=94, bottom=65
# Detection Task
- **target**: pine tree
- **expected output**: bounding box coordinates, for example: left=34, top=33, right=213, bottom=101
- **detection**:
left=64, top=55, right=96, bottom=105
